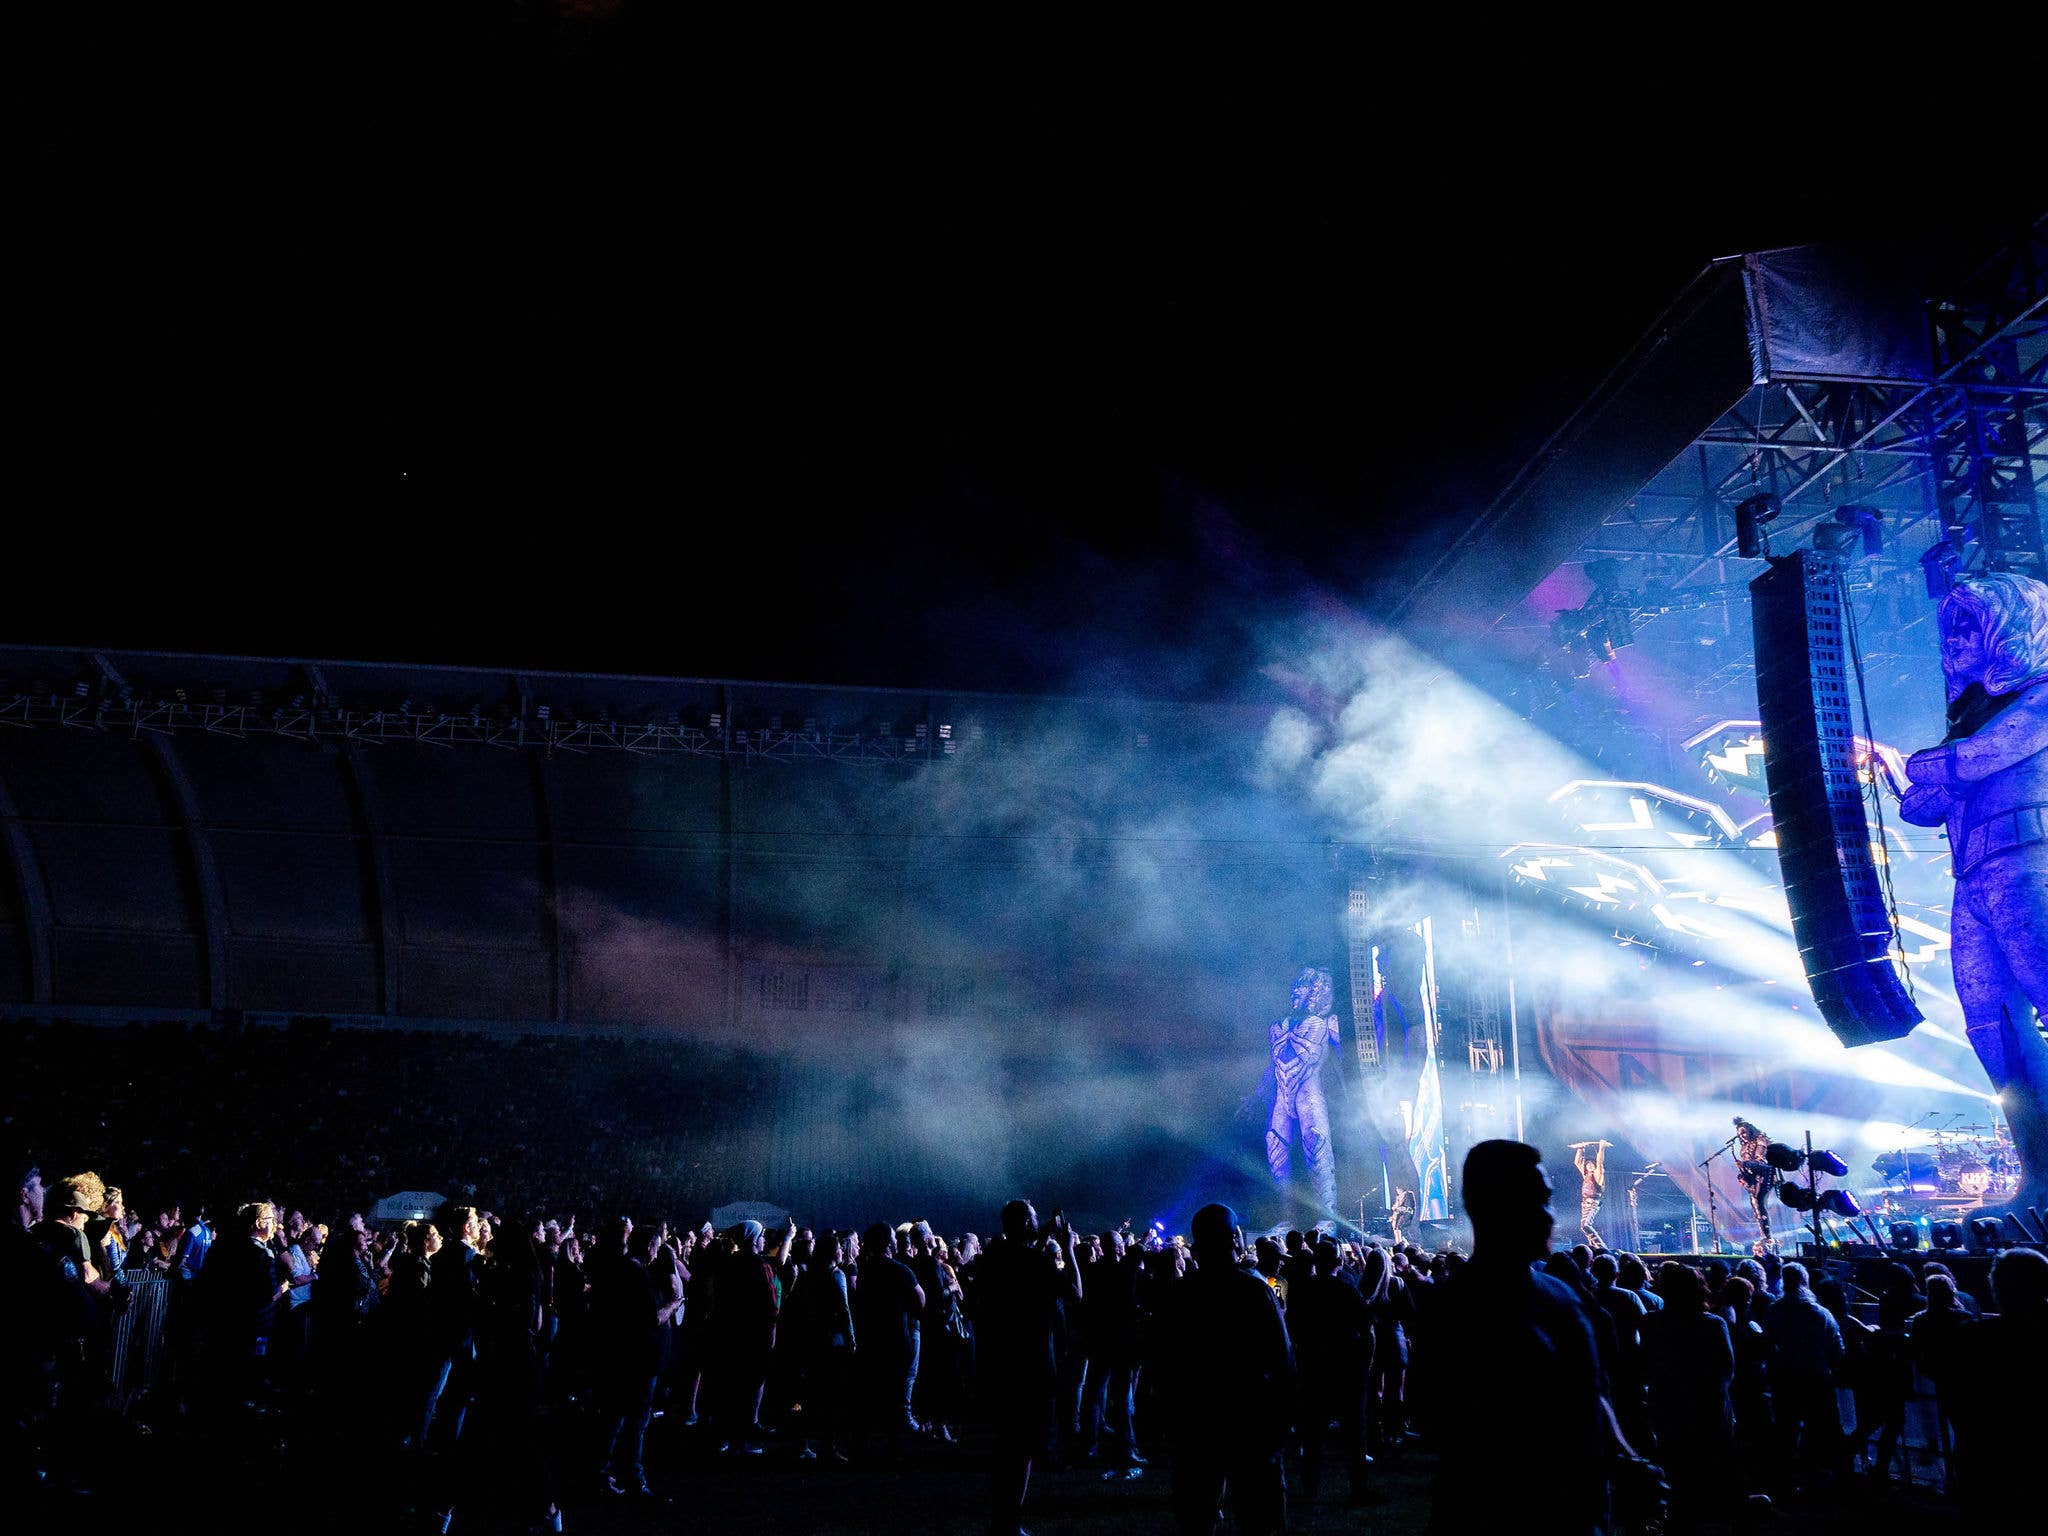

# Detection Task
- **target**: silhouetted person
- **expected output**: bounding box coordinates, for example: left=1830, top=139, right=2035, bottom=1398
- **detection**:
left=382, top=1221, right=436, bottom=1446
left=785, top=1230, right=856, bottom=1459
left=1281, top=1229, right=1313, bottom=1289
left=588, top=1223, right=661, bottom=1495
left=1617, top=1252, right=1663, bottom=1314
left=424, top=1205, right=483, bottom=1449
left=971, top=1200, right=1079, bottom=1536
left=1641, top=1261, right=1735, bottom=1519
left=1760, top=1261, right=1842, bottom=1493
left=196, top=1200, right=285, bottom=1413
left=1360, top=1244, right=1410, bottom=1452
left=1154, top=1203, right=1294, bottom=1536
left=1080, top=1230, right=1143, bottom=1466
left=1589, top=1250, right=1647, bottom=1446
left=1946, top=1247, right=2048, bottom=1514
left=1905, top=1272, right=1972, bottom=1396
left=1288, top=1239, right=1372, bottom=1504
left=469, top=1227, right=560, bottom=1530
left=1413, top=1140, right=1617, bottom=1535
left=1857, top=1264, right=1919, bottom=1486
left=1718, top=1275, right=1771, bottom=1469
left=710, top=1219, right=780, bottom=1452
left=851, top=1222, right=923, bottom=1460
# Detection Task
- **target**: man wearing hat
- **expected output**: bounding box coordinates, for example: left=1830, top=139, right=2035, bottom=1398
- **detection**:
left=35, top=1173, right=107, bottom=1293
left=711, top=1218, right=781, bottom=1452
left=12, top=1172, right=106, bottom=1492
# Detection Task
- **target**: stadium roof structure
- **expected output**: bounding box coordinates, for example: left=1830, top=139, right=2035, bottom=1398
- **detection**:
left=0, top=642, right=1301, bottom=1030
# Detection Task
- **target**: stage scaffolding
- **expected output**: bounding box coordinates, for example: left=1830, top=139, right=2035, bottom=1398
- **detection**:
left=0, top=691, right=973, bottom=763
left=1519, top=219, right=2047, bottom=697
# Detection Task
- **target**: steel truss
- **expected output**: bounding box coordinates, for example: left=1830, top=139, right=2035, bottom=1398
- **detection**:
left=1552, top=219, right=2046, bottom=683
left=0, top=693, right=973, bottom=764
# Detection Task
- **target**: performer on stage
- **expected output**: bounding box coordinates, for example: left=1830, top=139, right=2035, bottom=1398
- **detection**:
left=1388, top=1187, right=1414, bottom=1247
left=1899, top=573, right=2048, bottom=1215
left=1261, top=966, right=1342, bottom=1221
left=1732, top=1116, right=1778, bottom=1253
left=1569, top=1141, right=1609, bottom=1248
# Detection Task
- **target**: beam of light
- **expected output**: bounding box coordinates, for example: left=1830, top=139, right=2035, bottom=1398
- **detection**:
left=1514, top=919, right=1991, bottom=1102
left=1654, top=1007, right=1994, bottom=1104
left=1264, top=617, right=1994, bottom=1221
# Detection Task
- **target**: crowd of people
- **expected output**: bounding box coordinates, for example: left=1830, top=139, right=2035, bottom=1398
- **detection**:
left=8, top=1140, right=2044, bottom=1534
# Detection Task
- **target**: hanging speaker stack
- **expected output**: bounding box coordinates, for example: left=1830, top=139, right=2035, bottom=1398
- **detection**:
left=1749, top=550, right=1921, bottom=1047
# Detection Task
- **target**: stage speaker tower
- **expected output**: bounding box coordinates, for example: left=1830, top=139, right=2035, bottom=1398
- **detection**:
left=1750, top=550, right=1921, bottom=1046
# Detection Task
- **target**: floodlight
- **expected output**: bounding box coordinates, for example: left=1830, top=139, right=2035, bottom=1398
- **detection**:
left=1736, top=493, right=1780, bottom=559
left=1765, top=1143, right=1805, bottom=1173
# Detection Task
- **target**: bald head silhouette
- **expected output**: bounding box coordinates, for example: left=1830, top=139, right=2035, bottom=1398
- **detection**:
left=1462, top=1139, right=1556, bottom=1263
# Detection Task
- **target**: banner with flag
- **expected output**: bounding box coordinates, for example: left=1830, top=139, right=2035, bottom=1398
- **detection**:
left=1410, top=917, right=1450, bottom=1221
left=1411, top=1040, right=1449, bottom=1221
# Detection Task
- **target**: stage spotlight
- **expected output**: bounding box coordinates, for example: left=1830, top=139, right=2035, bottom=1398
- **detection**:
left=1735, top=492, right=1780, bottom=559
left=1765, top=1142, right=1805, bottom=1173
left=1837, top=505, right=1884, bottom=558
left=1921, top=542, right=1959, bottom=599
left=1808, top=1149, right=1849, bottom=1179
left=1931, top=1221, right=1965, bottom=1251
left=1817, top=1188, right=1860, bottom=1219
left=1779, top=1183, right=1816, bottom=1212
left=1968, top=1217, right=2004, bottom=1252
left=1889, top=1221, right=1918, bottom=1251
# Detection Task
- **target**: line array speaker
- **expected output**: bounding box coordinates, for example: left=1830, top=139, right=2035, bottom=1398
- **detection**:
left=1750, top=550, right=1921, bottom=1047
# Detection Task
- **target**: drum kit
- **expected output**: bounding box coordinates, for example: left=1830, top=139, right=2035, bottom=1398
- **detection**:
left=1872, top=1116, right=2022, bottom=1212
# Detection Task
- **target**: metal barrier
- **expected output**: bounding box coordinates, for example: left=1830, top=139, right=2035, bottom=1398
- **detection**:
left=110, top=1272, right=175, bottom=1394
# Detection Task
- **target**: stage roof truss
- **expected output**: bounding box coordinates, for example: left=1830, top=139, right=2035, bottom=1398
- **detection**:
left=0, top=693, right=982, bottom=764
left=1545, top=221, right=2046, bottom=693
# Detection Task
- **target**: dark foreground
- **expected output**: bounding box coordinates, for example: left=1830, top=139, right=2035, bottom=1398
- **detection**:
left=24, top=1409, right=1966, bottom=1536
left=506, top=1426, right=1968, bottom=1535
left=64, top=1412, right=1962, bottom=1536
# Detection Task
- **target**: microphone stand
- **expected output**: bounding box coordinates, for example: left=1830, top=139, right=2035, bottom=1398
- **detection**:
left=1625, top=1165, right=1661, bottom=1253
left=1699, top=1135, right=1738, bottom=1254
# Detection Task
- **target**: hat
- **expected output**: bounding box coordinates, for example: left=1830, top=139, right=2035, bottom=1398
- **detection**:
left=50, top=1172, right=106, bottom=1216
left=1190, top=1203, right=1237, bottom=1253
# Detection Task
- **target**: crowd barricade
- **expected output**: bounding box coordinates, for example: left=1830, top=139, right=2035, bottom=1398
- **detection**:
left=1900, top=1356, right=1953, bottom=1494
left=111, top=1272, right=175, bottom=1395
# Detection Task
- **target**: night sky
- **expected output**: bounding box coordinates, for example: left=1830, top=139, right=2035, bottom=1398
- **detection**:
left=19, top=25, right=1973, bottom=701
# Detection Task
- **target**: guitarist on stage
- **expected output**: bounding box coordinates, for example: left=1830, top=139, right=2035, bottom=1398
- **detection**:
left=1569, top=1141, right=1610, bottom=1248
left=1732, top=1116, right=1779, bottom=1253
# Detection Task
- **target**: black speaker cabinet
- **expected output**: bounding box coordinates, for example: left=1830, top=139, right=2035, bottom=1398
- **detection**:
left=1750, top=551, right=1921, bottom=1047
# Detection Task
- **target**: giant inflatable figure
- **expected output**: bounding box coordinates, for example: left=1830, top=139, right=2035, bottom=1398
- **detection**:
left=1262, top=966, right=1341, bottom=1218
left=1899, top=573, right=2048, bottom=1213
